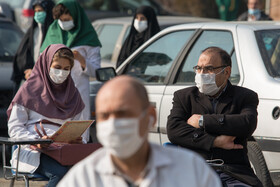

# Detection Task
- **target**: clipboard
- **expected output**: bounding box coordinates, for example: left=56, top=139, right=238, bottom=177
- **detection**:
left=50, top=120, right=94, bottom=143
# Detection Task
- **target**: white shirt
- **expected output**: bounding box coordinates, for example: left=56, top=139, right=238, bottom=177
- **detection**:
left=33, top=23, right=43, bottom=63
left=70, top=45, right=101, bottom=120
left=58, top=143, right=222, bottom=187
left=8, top=103, right=84, bottom=173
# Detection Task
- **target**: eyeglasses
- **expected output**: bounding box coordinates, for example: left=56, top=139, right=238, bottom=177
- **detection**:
left=193, top=65, right=227, bottom=73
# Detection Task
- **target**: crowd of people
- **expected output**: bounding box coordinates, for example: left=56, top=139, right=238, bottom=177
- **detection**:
left=6, top=0, right=271, bottom=186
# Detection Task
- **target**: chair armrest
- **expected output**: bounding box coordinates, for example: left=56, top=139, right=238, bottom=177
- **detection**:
left=0, top=137, right=52, bottom=180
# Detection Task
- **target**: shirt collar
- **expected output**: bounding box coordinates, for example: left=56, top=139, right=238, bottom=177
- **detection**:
left=95, top=143, right=172, bottom=175
left=208, top=82, right=228, bottom=100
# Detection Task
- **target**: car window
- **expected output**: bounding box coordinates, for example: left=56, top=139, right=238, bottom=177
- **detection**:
left=122, top=25, right=131, bottom=44
left=98, top=24, right=123, bottom=61
left=123, top=30, right=195, bottom=83
left=0, top=0, right=25, bottom=8
left=256, top=29, right=280, bottom=77
left=0, top=23, right=23, bottom=61
left=176, top=30, right=240, bottom=84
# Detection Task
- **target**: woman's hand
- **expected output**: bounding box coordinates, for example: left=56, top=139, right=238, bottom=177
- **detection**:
left=24, top=69, right=32, bottom=80
left=73, top=50, right=86, bottom=70
left=37, top=136, right=51, bottom=148
left=68, top=137, right=83, bottom=144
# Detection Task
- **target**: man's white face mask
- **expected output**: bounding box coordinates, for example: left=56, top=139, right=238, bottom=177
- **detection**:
left=49, top=67, right=70, bottom=84
left=134, top=19, right=148, bottom=33
left=96, top=111, right=154, bottom=159
left=195, top=68, right=226, bottom=96
left=58, top=19, right=75, bottom=31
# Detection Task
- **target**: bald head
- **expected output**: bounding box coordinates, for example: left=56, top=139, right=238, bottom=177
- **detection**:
left=202, top=47, right=232, bottom=67
left=96, top=76, right=157, bottom=160
left=97, top=76, right=149, bottom=110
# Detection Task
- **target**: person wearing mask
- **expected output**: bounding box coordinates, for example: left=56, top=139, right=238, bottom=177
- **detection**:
left=116, top=6, right=160, bottom=68
left=40, top=0, right=101, bottom=122
left=11, top=0, right=55, bottom=95
left=7, top=44, right=86, bottom=187
left=167, top=47, right=263, bottom=186
left=238, top=0, right=272, bottom=21
left=57, top=75, right=221, bottom=187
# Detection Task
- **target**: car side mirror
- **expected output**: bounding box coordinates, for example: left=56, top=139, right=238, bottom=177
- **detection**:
left=96, top=67, right=117, bottom=82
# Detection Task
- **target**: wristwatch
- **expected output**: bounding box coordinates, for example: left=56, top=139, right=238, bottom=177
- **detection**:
left=199, top=115, right=204, bottom=129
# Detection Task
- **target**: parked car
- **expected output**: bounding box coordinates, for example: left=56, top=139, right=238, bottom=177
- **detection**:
left=0, top=17, right=24, bottom=137
left=92, top=16, right=220, bottom=68
left=0, top=2, right=14, bottom=20
left=0, top=0, right=35, bottom=32
left=91, top=21, right=280, bottom=187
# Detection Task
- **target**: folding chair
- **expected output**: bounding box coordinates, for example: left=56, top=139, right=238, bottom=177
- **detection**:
left=0, top=137, right=52, bottom=187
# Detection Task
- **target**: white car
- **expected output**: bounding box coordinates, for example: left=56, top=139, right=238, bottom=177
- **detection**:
left=92, top=16, right=219, bottom=68
left=92, top=21, right=280, bottom=186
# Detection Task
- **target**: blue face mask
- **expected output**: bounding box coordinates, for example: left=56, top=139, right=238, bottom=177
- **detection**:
left=34, top=11, right=46, bottom=24
left=248, top=9, right=260, bottom=15
left=265, top=44, right=272, bottom=51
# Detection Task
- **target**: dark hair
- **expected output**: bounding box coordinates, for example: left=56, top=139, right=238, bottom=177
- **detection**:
left=52, top=48, right=74, bottom=68
left=202, top=47, right=232, bottom=67
left=52, top=3, right=70, bottom=19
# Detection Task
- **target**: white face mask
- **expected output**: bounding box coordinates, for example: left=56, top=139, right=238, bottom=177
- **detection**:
left=58, top=19, right=75, bottom=31
left=195, top=68, right=225, bottom=96
left=49, top=67, right=70, bottom=84
left=134, top=19, right=148, bottom=33
left=97, top=112, right=154, bottom=159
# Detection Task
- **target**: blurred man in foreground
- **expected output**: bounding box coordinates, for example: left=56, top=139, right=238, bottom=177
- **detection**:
left=58, top=75, right=221, bottom=187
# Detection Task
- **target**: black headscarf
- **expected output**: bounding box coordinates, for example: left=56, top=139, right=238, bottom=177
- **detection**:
left=116, top=6, right=160, bottom=68
left=11, top=0, right=55, bottom=91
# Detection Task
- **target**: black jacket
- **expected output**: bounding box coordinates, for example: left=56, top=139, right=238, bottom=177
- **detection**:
left=167, top=82, right=262, bottom=186
left=11, top=0, right=54, bottom=92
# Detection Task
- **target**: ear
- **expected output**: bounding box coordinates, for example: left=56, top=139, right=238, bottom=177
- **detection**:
left=225, top=66, right=231, bottom=78
left=148, top=104, right=157, bottom=127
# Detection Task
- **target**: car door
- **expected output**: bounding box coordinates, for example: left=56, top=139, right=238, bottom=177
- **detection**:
left=160, top=29, right=241, bottom=144
left=119, top=30, right=195, bottom=144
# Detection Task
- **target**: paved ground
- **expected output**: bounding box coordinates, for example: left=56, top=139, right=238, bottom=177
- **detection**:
left=0, top=163, right=47, bottom=187
left=0, top=179, right=47, bottom=187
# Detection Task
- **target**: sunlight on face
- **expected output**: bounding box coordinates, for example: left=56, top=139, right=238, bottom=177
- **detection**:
left=50, top=58, right=71, bottom=71
left=135, top=14, right=147, bottom=21
left=34, top=5, right=44, bottom=12
left=59, top=13, right=73, bottom=21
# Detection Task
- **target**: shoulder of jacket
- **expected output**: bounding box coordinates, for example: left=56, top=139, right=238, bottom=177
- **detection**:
left=175, top=86, right=197, bottom=95
left=231, top=85, right=258, bottom=96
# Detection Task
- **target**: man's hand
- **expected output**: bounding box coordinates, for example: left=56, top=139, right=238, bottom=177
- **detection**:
left=248, top=14, right=256, bottom=21
left=73, top=50, right=86, bottom=70
left=187, top=114, right=201, bottom=128
left=213, top=135, right=243, bottom=150
left=24, top=69, right=32, bottom=80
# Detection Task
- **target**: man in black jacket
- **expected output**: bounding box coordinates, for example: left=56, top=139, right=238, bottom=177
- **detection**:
left=167, top=47, right=262, bottom=187
left=238, top=0, right=272, bottom=21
